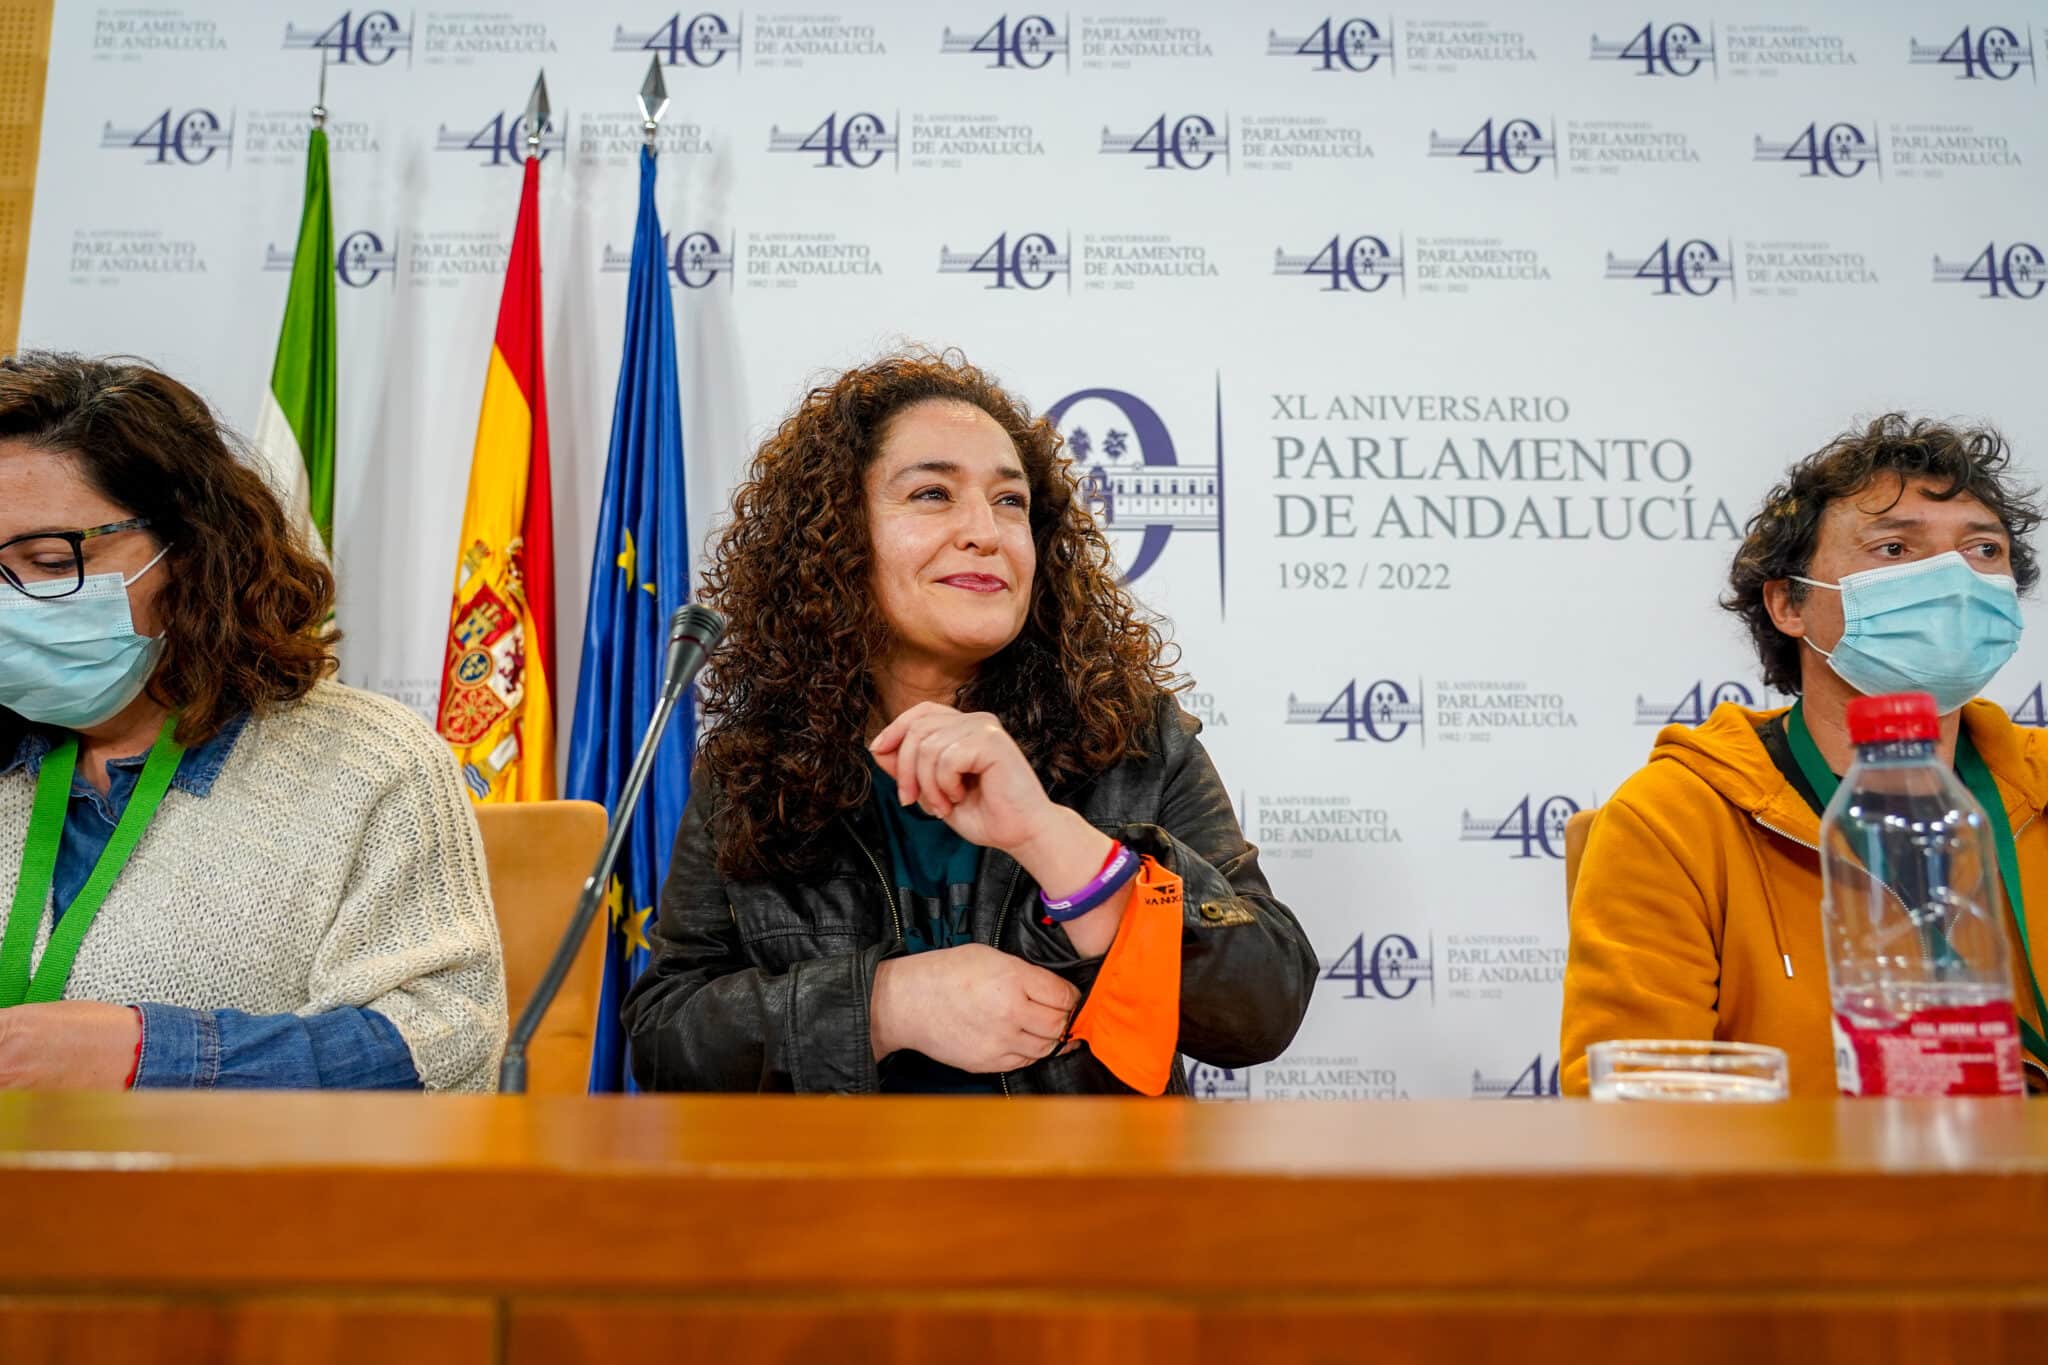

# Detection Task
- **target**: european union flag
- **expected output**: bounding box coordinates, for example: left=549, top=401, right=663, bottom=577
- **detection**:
left=567, top=145, right=693, bottom=1093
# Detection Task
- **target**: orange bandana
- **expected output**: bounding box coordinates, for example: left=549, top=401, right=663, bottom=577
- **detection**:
left=1067, top=855, right=1184, bottom=1095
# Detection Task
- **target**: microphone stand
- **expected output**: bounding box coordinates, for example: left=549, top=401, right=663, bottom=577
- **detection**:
left=497, top=605, right=721, bottom=1093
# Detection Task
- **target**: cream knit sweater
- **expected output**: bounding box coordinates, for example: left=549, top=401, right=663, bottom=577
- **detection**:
left=0, top=681, right=508, bottom=1090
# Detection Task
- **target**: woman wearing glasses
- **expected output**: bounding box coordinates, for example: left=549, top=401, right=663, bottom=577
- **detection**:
left=0, top=352, right=505, bottom=1090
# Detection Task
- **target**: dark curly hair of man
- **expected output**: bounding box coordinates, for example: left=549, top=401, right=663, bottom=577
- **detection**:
left=695, top=348, right=1185, bottom=879
left=1723, top=413, right=2041, bottom=696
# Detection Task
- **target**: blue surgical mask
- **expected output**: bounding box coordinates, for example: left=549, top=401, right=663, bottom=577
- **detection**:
left=1794, top=550, right=2023, bottom=714
left=0, top=548, right=169, bottom=729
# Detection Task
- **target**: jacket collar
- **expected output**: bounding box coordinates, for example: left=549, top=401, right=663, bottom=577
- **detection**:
left=1652, top=697, right=2048, bottom=848
left=2, top=710, right=249, bottom=799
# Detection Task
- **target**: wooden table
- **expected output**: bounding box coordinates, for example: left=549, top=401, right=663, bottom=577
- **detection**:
left=3, top=1094, right=2046, bottom=1364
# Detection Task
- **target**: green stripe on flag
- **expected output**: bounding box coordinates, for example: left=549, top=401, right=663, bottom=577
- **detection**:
left=268, top=125, right=336, bottom=552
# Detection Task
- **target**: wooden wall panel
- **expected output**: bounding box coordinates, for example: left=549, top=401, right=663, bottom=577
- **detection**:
left=5, top=1095, right=2048, bottom=1364
left=505, top=1294, right=2048, bottom=1365
left=0, top=1296, right=495, bottom=1365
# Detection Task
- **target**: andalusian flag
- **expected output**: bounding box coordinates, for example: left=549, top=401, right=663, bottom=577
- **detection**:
left=251, top=123, right=335, bottom=555
left=436, top=151, right=557, bottom=803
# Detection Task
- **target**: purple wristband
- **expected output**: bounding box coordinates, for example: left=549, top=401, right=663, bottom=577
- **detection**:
left=1039, top=841, right=1140, bottom=924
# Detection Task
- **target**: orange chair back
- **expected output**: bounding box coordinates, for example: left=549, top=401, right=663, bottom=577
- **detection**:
left=474, top=800, right=610, bottom=1095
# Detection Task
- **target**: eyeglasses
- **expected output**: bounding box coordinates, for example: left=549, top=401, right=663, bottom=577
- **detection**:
left=0, top=518, right=155, bottom=600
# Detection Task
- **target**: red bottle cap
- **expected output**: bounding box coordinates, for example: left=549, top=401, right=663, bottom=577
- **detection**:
left=1845, top=692, right=1939, bottom=744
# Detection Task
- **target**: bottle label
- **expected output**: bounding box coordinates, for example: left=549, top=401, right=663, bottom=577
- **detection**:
left=1833, top=1002, right=2024, bottom=1097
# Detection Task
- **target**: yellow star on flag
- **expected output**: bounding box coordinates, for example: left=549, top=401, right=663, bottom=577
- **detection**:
left=615, top=529, right=658, bottom=598
left=604, top=875, right=626, bottom=931
left=622, top=905, right=656, bottom=958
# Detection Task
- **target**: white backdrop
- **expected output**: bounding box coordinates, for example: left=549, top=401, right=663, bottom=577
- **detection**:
left=20, top=1, right=2048, bottom=1098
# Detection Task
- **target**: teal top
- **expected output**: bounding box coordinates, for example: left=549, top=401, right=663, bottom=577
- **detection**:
left=868, top=759, right=996, bottom=1093
left=869, top=761, right=979, bottom=952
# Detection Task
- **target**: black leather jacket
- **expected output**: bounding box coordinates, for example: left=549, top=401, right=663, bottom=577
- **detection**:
left=623, top=698, right=1318, bottom=1094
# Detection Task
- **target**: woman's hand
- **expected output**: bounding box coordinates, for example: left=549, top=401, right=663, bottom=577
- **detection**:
left=870, top=702, right=1129, bottom=956
left=870, top=702, right=1059, bottom=854
left=0, top=1002, right=140, bottom=1089
left=870, top=945, right=1079, bottom=1072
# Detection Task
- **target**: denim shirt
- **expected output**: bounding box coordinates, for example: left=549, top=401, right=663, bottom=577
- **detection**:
left=3, top=715, right=422, bottom=1089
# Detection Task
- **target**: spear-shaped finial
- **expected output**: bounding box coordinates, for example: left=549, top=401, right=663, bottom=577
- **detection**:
left=311, top=57, right=328, bottom=130
left=523, top=69, right=550, bottom=157
left=637, top=55, right=669, bottom=147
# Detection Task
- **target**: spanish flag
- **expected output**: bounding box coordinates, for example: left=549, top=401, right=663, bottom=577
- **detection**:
left=436, top=153, right=556, bottom=803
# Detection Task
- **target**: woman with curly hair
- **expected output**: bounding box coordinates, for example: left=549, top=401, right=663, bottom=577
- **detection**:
left=625, top=351, right=1315, bottom=1094
left=0, top=353, right=505, bottom=1090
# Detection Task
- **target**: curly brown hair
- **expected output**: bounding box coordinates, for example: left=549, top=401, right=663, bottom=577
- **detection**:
left=697, top=348, right=1183, bottom=879
left=0, top=351, right=338, bottom=749
left=1723, top=413, right=2041, bottom=696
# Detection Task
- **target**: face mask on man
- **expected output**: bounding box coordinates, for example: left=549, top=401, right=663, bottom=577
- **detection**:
left=1794, top=550, right=2023, bottom=714
left=0, top=547, right=170, bottom=729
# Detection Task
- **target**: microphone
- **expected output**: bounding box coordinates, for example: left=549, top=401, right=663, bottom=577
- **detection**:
left=497, top=602, right=727, bottom=1094
left=662, top=602, right=722, bottom=703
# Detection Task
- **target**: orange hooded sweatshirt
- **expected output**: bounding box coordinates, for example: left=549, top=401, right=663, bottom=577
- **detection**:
left=1561, top=699, right=2048, bottom=1098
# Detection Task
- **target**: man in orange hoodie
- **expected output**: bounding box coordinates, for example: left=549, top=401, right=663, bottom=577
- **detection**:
left=1561, top=415, right=2048, bottom=1097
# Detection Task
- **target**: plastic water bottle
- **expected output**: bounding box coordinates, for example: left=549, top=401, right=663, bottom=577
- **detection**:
left=1822, top=692, right=2023, bottom=1097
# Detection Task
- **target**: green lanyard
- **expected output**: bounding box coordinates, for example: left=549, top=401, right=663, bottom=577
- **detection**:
left=1783, top=701, right=1843, bottom=809
left=1954, top=734, right=2048, bottom=1070
left=1787, top=702, right=2048, bottom=1068
left=0, top=719, right=184, bottom=1007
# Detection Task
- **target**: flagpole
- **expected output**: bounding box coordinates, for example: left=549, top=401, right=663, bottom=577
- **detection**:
left=250, top=55, right=337, bottom=567
left=639, top=54, right=669, bottom=149
left=309, top=57, right=333, bottom=623
left=524, top=69, right=549, bottom=160
left=560, top=52, right=692, bottom=1093
left=435, top=67, right=558, bottom=802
